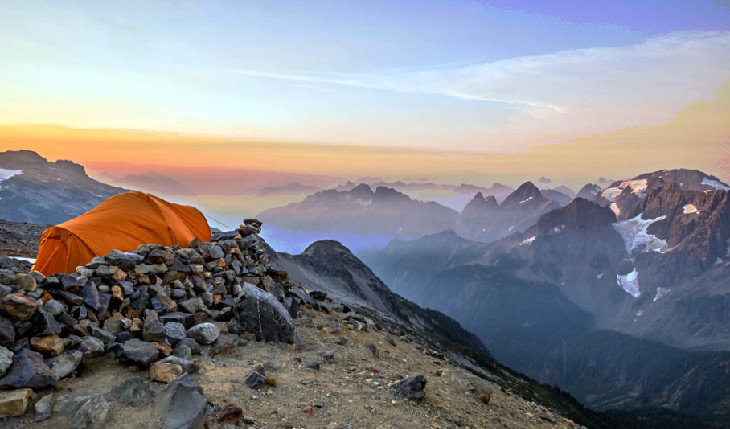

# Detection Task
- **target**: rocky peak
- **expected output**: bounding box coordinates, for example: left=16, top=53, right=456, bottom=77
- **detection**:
left=532, top=198, right=618, bottom=236
left=372, top=186, right=409, bottom=202
left=349, top=183, right=374, bottom=199
left=0, top=150, right=47, bottom=170
left=501, top=182, right=546, bottom=209
left=576, top=183, right=602, bottom=201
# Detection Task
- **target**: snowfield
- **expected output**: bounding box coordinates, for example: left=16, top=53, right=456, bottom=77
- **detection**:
left=0, top=168, right=23, bottom=182
left=601, top=179, right=648, bottom=202
left=519, top=236, right=536, bottom=246
left=701, top=177, right=730, bottom=191
left=612, top=214, right=668, bottom=254
left=617, top=269, right=640, bottom=297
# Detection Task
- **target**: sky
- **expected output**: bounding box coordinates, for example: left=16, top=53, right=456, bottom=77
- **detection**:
left=0, top=0, right=729, bottom=185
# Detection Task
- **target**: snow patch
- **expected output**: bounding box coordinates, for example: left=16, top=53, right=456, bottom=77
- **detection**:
left=701, top=177, right=730, bottom=191
left=612, top=214, right=668, bottom=254
left=617, top=269, right=640, bottom=297
left=519, top=236, right=536, bottom=246
left=653, top=287, right=670, bottom=302
left=601, top=179, right=648, bottom=202
left=519, top=196, right=534, bottom=204
left=682, top=204, right=699, bottom=215
left=0, top=168, right=22, bottom=182
left=609, top=202, right=621, bottom=216
left=596, top=273, right=604, bottom=279
left=636, top=310, right=644, bottom=317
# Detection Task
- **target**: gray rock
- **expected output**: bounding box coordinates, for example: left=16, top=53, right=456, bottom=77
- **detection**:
left=0, top=348, right=58, bottom=388
left=31, top=309, right=63, bottom=336
left=180, top=297, right=206, bottom=314
left=34, top=393, right=54, bottom=421
left=283, top=297, right=298, bottom=319
left=118, top=339, right=159, bottom=368
left=47, top=350, right=83, bottom=379
left=0, top=315, right=14, bottom=348
left=142, top=315, right=167, bottom=342
left=234, top=284, right=295, bottom=343
left=62, top=394, right=110, bottom=429
left=165, top=322, right=187, bottom=345
left=160, top=312, right=195, bottom=329
left=393, top=374, right=427, bottom=401
left=44, top=299, right=65, bottom=316
left=187, top=322, right=219, bottom=345
left=77, top=336, right=105, bottom=358
left=105, top=250, right=144, bottom=270
left=89, top=326, right=115, bottom=344
left=244, top=371, right=266, bottom=389
left=159, top=355, right=199, bottom=374
left=80, top=281, right=100, bottom=311
left=156, top=375, right=208, bottom=429
left=110, top=376, right=153, bottom=407
left=0, top=346, right=13, bottom=376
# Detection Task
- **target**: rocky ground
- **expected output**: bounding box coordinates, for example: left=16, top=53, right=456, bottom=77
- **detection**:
left=1, top=307, right=576, bottom=429
left=0, top=220, right=46, bottom=257
left=0, top=219, right=583, bottom=428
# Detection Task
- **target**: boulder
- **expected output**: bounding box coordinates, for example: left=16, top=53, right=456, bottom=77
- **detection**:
left=0, top=348, right=58, bottom=388
left=0, top=293, right=38, bottom=321
left=233, top=284, right=295, bottom=343
left=79, top=281, right=100, bottom=311
left=0, top=388, right=33, bottom=417
left=110, top=376, right=152, bottom=407
left=61, top=394, right=111, bottom=429
left=30, top=335, right=64, bottom=357
left=118, top=339, right=159, bottom=368
left=47, top=350, right=83, bottom=379
left=14, top=273, right=37, bottom=291
left=393, top=374, right=427, bottom=401
left=156, top=375, right=208, bottom=429
left=77, top=336, right=105, bottom=358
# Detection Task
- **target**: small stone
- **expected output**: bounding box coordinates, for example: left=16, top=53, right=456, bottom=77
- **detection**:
left=393, top=374, right=427, bottom=401
left=31, top=308, right=63, bottom=336
left=30, top=334, right=64, bottom=357
left=322, top=350, right=335, bottom=362
left=0, top=315, right=14, bottom=348
left=165, top=322, right=187, bottom=345
left=34, top=393, right=54, bottom=421
left=309, top=290, right=327, bottom=301
left=0, top=293, right=38, bottom=320
left=47, top=350, right=83, bottom=379
left=158, top=356, right=199, bottom=374
left=244, top=371, right=266, bottom=389
left=480, top=388, right=492, bottom=405
left=0, top=346, right=13, bottom=376
left=0, top=388, right=33, bottom=417
left=187, top=322, right=219, bottom=345
left=150, top=361, right=184, bottom=383
left=335, top=336, right=348, bottom=346
left=218, top=404, right=243, bottom=423
left=77, top=336, right=105, bottom=358
left=14, top=273, right=37, bottom=291
left=306, top=362, right=320, bottom=371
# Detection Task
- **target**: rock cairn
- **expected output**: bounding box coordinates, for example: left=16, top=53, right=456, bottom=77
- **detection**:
left=0, top=219, right=320, bottom=404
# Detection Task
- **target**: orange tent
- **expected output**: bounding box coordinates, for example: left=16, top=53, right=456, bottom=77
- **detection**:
left=33, top=191, right=211, bottom=275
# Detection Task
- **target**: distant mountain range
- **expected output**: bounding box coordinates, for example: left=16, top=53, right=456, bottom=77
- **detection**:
left=362, top=169, right=730, bottom=425
left=255, top=182, right=322, bottom=196
left=259, top=181, right=575, bottom=247
left=0, top=150, right=125, bottom=224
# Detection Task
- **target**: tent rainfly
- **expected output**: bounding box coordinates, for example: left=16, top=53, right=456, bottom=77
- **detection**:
left=33, top=191, right=211, bottom=275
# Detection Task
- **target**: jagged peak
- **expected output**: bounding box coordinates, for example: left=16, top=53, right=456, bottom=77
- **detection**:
left=501, top=181, right=545, bottom=207
left=0, top=149, right=47, bottom=168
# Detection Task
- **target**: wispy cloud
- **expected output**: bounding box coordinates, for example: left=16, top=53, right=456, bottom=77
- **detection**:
left=227, top=31, right=730, bottom=135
